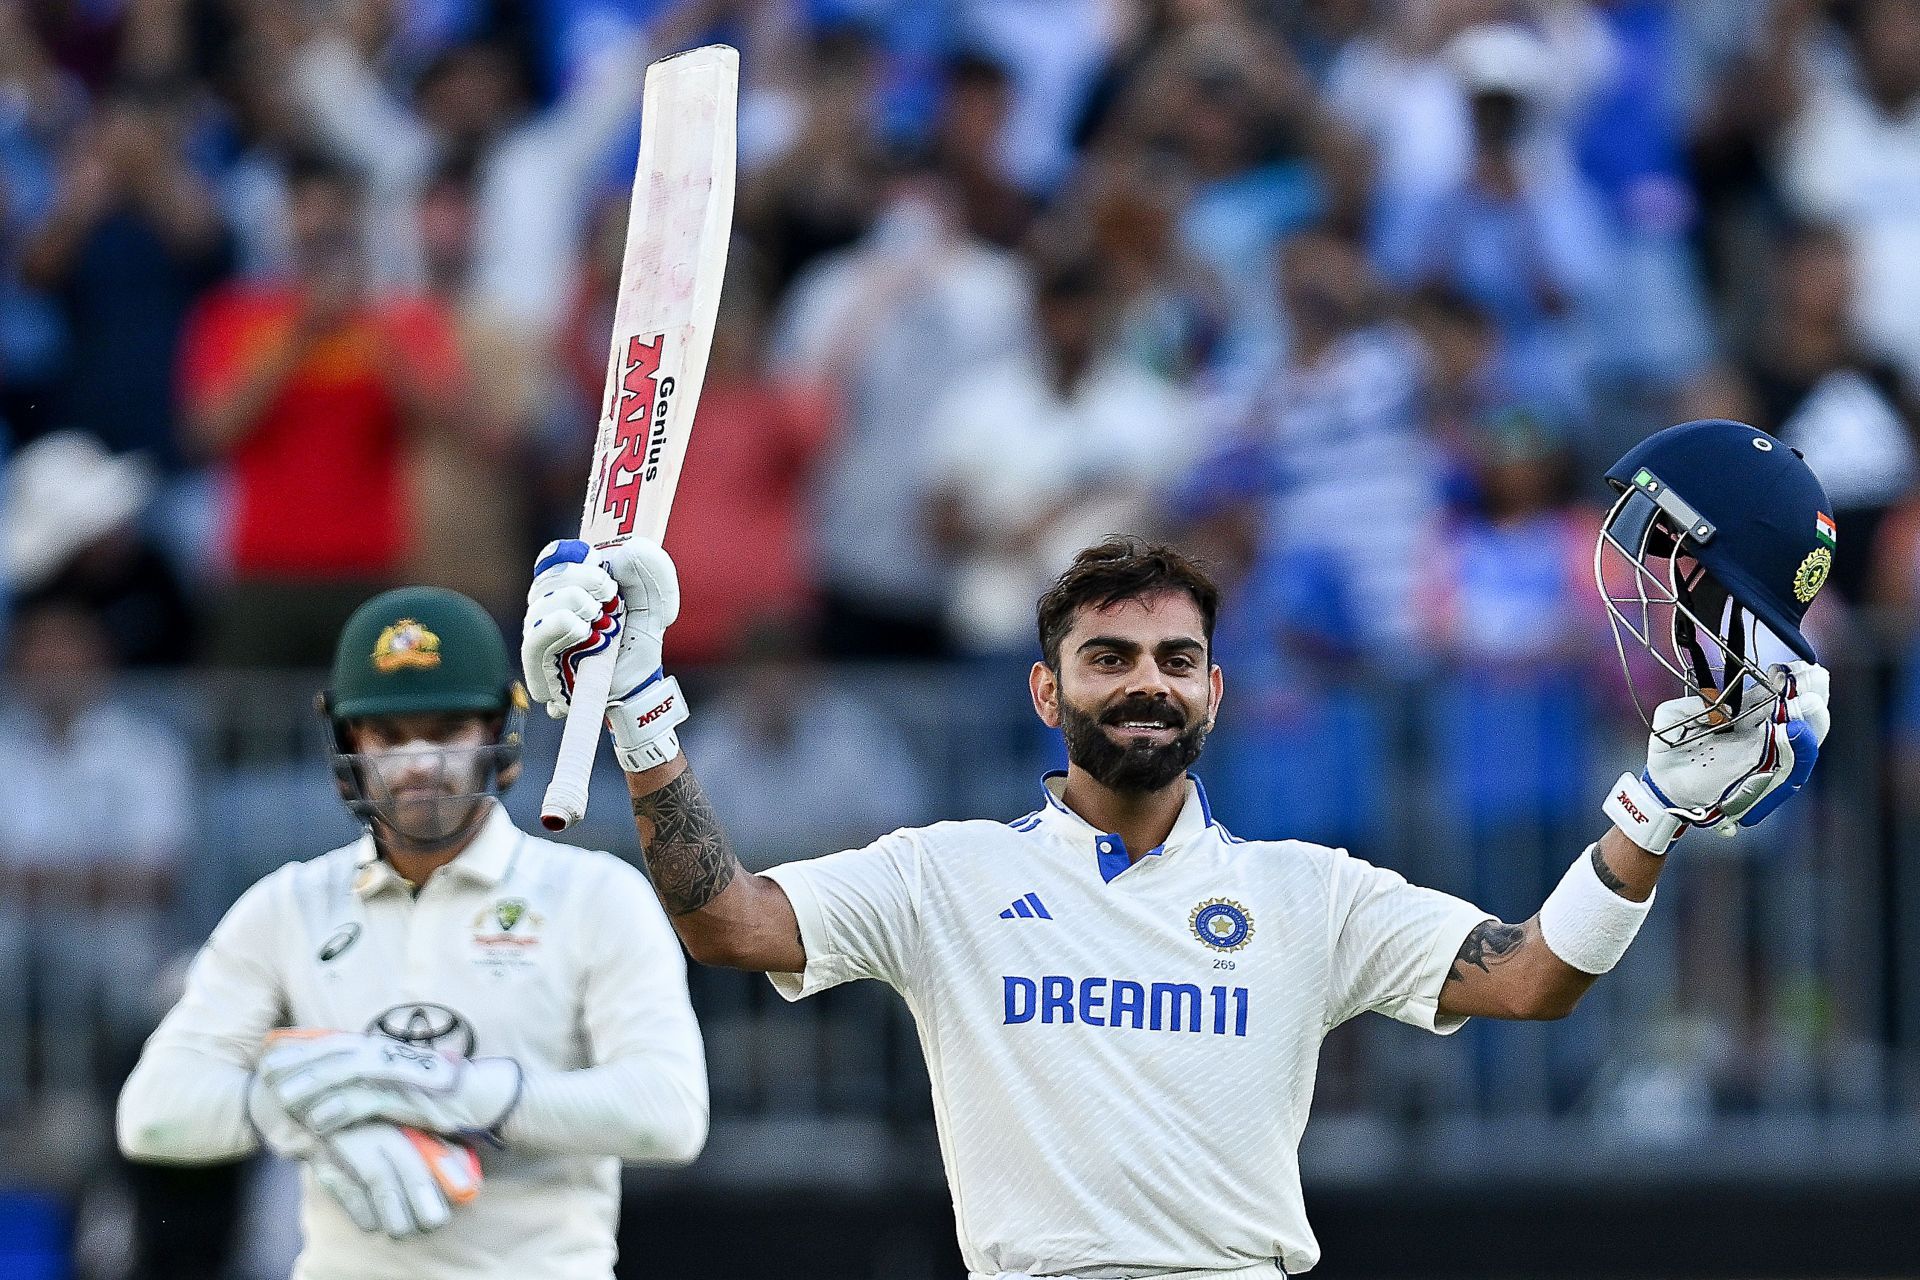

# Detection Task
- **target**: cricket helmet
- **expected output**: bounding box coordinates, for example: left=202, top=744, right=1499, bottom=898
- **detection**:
left=319, top=587, right=528, bottom=838
left=1596, top=419, right=1835, bottom=746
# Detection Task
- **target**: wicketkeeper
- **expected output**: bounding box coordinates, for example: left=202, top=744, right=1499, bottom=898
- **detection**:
left=119, top=587, right=708, bottom=1279
left=523, top=419, right=1832, bottom=1278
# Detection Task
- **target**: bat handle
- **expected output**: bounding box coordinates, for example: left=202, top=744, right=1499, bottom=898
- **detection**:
left=541, top=648, right=619, bottom=831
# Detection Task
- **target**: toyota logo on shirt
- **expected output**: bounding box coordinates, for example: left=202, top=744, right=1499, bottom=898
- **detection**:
left=366, top=1002, right=477, bottom=1058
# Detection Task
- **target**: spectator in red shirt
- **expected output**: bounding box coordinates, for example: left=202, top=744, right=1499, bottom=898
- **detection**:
left=176, top=153, right=464, bottom=666
left=660, top=260, right=835, bottom=667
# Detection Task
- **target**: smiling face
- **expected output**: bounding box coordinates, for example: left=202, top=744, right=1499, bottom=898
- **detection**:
left=1031, top=590, right=1223, bottom=795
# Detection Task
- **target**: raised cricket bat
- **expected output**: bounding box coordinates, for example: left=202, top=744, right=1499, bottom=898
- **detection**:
left=540, top=44, right=737, bottom=832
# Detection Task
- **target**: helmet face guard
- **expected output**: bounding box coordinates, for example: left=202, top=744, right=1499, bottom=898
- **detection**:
left=1594, top=470, right=1789, bottom=749
left=318, top=687, right=527, bottom=850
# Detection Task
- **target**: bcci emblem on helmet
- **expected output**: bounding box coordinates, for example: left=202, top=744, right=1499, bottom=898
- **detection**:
left=1795, top=513, right=1837, bottom=604
left=1794, top=547, right=1832, bottom=604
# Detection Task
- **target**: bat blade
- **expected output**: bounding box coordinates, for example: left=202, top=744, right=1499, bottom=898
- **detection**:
left=542, top=43, right=737, bottom=832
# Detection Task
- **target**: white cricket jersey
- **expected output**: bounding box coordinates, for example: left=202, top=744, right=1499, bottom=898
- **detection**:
left=119, top=803, right=708, bottom=1280
left=762, top=774, right=1491, bottom=1278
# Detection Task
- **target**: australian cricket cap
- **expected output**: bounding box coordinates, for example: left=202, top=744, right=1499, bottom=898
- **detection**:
left=330, top=586, right=512, bottom=719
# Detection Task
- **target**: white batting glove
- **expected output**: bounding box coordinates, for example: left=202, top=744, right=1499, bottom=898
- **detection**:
left=522, top=538, right=689, bottom=771
left=259, top=1030, right=521, bottom=1144
left=1643, top=661, right=1830, bottom=836
left=247, top=1069, right=480, bottom=1240
left=312, top=1125, right=480, bottom=1239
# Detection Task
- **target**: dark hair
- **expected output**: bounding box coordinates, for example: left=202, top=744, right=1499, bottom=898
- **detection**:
left=415, top=38, right=530, bottom=110
left=285, top=148, right=364, bottom=198
left=1036, top=537, right=1220, bottom=668
left=1033, top=251, right=1106, bottom=303
left=946, top=48, right=1010, bottom=89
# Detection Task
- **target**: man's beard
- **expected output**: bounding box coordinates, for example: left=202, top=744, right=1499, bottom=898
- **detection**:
left=357, top=747, right=497, bottom=848
left=1059, top=693, right=1208, bottom=794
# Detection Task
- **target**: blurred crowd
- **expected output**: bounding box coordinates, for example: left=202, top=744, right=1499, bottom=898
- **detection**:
left=1, top=0, right=1915, bottom=678
left=6, top=0, right=1914, bottom=885
left=1, top=0, right=1918, bottom=1271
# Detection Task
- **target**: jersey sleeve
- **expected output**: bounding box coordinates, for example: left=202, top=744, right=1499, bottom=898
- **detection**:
left=1323, top=849, right=1493, bottom=1035
left=117, top=870, right=290, bottom=1162
left=501, top=858, right=709, bottom=1164
left=760, top=828, right=924, bottom=1000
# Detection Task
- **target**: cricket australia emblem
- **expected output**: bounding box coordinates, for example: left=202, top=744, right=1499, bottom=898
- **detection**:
left=1190, top=899, right=1254, bottom=952
left=372, top=619, right=441, bottom=672
left=471, top=897, right=545, bottom=975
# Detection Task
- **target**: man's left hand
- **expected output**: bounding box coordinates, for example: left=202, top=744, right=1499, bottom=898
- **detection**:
left=1645, top=660, right=1831, bottom=834
left=260, top=1030, right=522, bottom=1142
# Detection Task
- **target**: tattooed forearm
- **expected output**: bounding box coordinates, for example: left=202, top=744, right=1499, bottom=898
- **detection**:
left=1444, top=919, right=1530, bottom=984
left=631, top=769, right=740, bottom=915
left=1590, top=843, right=1631, bottom=895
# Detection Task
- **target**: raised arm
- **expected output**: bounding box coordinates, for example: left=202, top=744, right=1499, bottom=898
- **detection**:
left=1439, top=664, right=1830, bottom=1022
left=1436, top=828, right=1654, bottom=1021
left=522, top=539, right=806, bottom=972
left=625, top=758, right=805, bottom=971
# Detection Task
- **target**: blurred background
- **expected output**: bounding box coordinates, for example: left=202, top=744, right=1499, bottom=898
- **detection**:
left=0, top=0, right=1917, bottom=1275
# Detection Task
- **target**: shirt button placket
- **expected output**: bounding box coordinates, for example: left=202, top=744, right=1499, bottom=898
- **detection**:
left=406, top=876, right=441, bottom=998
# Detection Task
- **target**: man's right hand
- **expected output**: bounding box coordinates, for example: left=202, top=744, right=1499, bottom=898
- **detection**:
left=522, top=539, right=689, bottom=772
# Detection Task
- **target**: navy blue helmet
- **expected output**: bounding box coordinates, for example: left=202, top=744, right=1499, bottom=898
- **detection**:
left=1597, top=419, right=1835, bottom=745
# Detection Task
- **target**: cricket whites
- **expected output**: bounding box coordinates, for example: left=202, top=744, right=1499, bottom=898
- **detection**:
left=540, top=43, right=738, bottom=831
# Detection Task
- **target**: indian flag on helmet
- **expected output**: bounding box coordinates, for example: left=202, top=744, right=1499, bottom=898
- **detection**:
left=1816, top=512, right=1837, bottom=548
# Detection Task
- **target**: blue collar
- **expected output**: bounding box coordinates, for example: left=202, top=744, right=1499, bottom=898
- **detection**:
left=1033, top=771, right=1216, bottom=883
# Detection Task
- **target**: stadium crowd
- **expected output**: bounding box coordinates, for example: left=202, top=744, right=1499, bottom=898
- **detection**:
left=0, top=0, right=1916, bottom=1274
left=2, top=0, right=1912, bottom=672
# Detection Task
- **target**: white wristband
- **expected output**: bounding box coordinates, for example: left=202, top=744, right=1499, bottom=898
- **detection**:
left=1538, top=843, right=1655, bottom=975
left=609, top=675, right=689, bottom=773
left=1602, top=771, right=1683, bottom=854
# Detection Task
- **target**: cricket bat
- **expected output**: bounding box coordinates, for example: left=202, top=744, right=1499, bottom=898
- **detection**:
left=540, top=43, right=738, bottom=832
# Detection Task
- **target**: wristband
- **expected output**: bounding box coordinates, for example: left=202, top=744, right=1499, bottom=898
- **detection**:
left=608, top=674, right=689, bottom=772
left=1538, top=843, right=1655, bottom=975
left=1602, top=771, right=1683, bottom=854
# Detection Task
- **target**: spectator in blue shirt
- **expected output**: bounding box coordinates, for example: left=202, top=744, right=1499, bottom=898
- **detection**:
left=1373, top=22, right=1615, bottom=421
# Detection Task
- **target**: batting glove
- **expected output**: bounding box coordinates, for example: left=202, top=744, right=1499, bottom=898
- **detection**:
left=247, top=1069, right=480, bottom=1240
left=522, top=538, right=689, bottom=771
left=1641, top=661, right=1830, bottom=837
left=259, top=1030, right=522, bottom=1145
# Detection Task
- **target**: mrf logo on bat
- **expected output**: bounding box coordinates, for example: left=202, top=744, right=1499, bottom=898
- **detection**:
left=597, top=333, right=678, bottom=536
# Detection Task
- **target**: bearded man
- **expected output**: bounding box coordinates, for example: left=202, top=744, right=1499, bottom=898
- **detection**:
left=524, top=421, right=1830, bottom=1280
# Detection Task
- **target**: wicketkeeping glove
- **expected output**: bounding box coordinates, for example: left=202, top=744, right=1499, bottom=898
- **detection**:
left=522, top=538, right=689, bottom=771
left=1644, top=660, right=1830, bottom=835
left=247, top=1067, right=480, bottom=1240
left=312, top=1125, right=481, bottom=1239
left=258, top=1029, right=522, bottom=1144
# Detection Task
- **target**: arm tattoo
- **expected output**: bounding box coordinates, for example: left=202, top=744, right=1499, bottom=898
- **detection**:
left=1444, top=919, right=1530, bottom=984
left=1589, top=843, right=1631, bottom=895
left=630, top=770, right=740, bottom=915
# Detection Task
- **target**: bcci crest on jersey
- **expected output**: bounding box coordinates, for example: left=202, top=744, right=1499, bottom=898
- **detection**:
left=1190, top=899, right=1254, bottom=952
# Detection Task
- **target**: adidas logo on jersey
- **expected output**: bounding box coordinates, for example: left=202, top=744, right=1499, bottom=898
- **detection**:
left=999, top=893, right=1052, bottom=920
